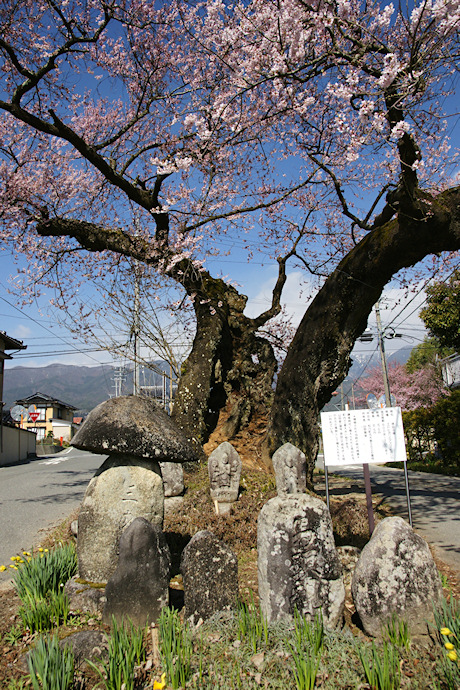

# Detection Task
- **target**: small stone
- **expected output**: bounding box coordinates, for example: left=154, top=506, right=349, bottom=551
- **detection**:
left=251, top=651, right=265, bottom=670
left=103, top=517, right=171, bottom=627
left=160, top=462, right=185, bottom=497
left=64, top=576, right=106, bottom=615
left=60, top=631, right=108, bottom=666
left=181, top=530, right=239, bottom=625
left=272, top=443, right=306, bottom=496
left=164, top=495, right=185, bottom=515
left=352, top=516, right=442, bottom=637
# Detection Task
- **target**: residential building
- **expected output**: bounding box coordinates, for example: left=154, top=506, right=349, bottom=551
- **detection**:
left=441, top=353, right=460, bottom=390
left=15, top=392, right=78, bottom=442
left=0, top=331, right=35, bottom=466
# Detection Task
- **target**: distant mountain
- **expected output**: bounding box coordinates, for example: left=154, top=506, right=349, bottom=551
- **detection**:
left=3, top=361, right=175, bottom=413
left=347, top=345, right=413, bottom=381
left=3, top=364, right=116, bottom=412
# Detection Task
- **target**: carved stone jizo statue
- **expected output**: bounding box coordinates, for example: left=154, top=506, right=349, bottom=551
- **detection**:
left=258, top=494, right=345, bottom=629
left=208, top=442, right=242, bottom=514
left=272, top=442, right=307, bottom=496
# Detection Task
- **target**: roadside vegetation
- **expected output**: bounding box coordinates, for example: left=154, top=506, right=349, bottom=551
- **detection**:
left=0, top=464, right=458, bottom=689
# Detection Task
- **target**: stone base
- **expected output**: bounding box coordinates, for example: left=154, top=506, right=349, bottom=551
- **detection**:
left=214, top=500, right=234, bottom=515
left=164, top=496, right=184, bottom=515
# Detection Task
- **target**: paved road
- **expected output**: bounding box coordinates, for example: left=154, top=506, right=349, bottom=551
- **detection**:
left=0, top=447, right=104, bottom=588
left=317, top=458, right=460, bottom=575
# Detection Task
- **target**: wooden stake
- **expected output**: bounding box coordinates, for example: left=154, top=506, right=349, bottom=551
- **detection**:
left=151, top=622, right=160, bottom=667
left=362, top=463, right=375, bottom=535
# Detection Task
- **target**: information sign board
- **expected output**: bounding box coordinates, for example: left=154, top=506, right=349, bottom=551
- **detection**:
left=321, top=407, right=406, bottom=467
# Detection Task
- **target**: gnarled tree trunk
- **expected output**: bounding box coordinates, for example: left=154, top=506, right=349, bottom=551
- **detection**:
left=171, top=267, right=283, bottom=453
left=266, top=187, right=460, bottom=483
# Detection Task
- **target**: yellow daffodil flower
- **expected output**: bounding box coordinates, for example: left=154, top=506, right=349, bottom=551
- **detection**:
left=441, top=627, right=452, bottom=636
left=445, top=642, right=455, bottom=650
left=38, top=548, right=44, bottom=552
left=153, top=672, right=167, bottom=689
left=9, top=565, right=18, bottom=570
left=447, top=650, right=458, bottom=661
left=22, top=552, right=31, bottom=557
left=0, top=565, right=7, bottom=572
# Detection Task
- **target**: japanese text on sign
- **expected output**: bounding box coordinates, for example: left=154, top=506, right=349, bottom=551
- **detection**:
left=320, top=407, right=407, bottom=467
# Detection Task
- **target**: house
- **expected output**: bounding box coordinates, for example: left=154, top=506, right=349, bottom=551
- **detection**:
left=15, top=392, right=78, bottom=442
left=0, top=331, right=36, bottom=466
left=441, top=353, right=460, bottom=390
left=0, top=330, right=26, bottom=411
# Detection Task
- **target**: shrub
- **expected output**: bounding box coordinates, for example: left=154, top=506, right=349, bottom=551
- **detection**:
left=402, top=390, right=460, bottom=472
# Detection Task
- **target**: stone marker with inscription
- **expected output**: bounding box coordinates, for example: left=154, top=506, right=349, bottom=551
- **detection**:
left=258, top=494, right=345, bottom=628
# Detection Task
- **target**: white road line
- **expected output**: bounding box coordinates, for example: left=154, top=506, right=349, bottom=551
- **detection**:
left=39, top=457, right=67, bottom=465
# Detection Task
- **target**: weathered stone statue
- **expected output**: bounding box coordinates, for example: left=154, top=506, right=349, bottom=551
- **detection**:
left=258, top=494, right=345, bottom=628
left=208, top=441, right=242, bottom=514
left=181, top=530, right=239, bottom=625
left=272, top=442, right=307, bottom=496
left=159, top=461, right=185, bottom=514
left=103, top=517, right=171, bottom=627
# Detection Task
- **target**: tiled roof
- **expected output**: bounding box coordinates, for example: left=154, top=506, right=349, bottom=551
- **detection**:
left=15, top=392, right=78, bottom=410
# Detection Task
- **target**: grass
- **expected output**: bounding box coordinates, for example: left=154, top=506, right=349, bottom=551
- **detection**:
left=27, top=634, right=74, bottom=690
left=0, top=462, right=458, bottom=689
left=87, top=615, right=146, bottom=690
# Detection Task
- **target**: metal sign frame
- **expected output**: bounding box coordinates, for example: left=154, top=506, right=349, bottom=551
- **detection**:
left=321, top=407, right=412, bottom=532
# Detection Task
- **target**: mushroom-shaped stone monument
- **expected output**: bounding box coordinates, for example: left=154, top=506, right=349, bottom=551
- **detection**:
left=71, top=395, right=197, bottom=582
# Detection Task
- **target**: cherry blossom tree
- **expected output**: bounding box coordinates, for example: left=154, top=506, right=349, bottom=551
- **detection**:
left=0, top=0, right=459, bottom=476
left=0, top=0, right=303, bottom=452
left=354, top=362, right=446, bottom=410
left=191, top=0, right=460, bottom=474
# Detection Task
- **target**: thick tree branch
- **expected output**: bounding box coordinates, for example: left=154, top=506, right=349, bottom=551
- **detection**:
left=266, top=185, right=460, bottom=478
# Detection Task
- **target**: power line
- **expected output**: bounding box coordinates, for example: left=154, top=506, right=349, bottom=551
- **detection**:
left=0, top=294, right=115, bottom=393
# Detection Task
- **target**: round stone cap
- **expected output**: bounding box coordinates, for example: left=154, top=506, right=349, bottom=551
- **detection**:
left=71, top=395, right=198, bottom=463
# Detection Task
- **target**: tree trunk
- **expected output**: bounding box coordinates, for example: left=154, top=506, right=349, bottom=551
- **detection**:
left=35, top=217, right=284, bottom=454
left=266, top=187, right=460, bottom=483
left=171, top=274, right=278, bottom=454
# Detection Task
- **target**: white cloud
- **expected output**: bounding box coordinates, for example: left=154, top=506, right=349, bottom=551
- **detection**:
left=11, top=324, right=32, bottom=340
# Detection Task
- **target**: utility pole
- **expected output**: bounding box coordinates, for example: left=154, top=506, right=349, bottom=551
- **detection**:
left=375, top=299, right=392, bottom=407
left=374, top=299, right=412, bottom=526
left=133, top=263, right=140, bottom=396
left=113, top=364, right=126, bottom=397
left=132, top=218, right=141, bottom=396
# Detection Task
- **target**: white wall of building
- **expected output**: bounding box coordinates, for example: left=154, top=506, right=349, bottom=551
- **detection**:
left=0, top=425, right=36, bottom=466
